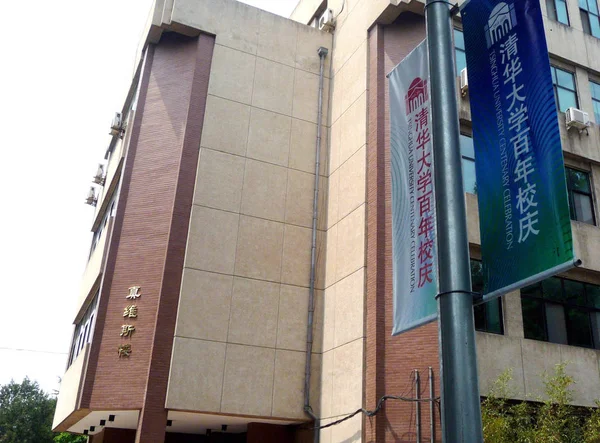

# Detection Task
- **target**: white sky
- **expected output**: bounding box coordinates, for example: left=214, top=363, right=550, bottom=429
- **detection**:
left=0, top=0, right=299, bottom=395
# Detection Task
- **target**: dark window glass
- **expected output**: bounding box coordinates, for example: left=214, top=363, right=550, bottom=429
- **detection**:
left=551, top=66, right=578, bottom=112
left=547, top=0, right=570, bottom=24
left=460, top=134, right=477, bottom=194
left=591, top=80, right=600, bottom=123
left=471, top=260, right=503, bottom=334
left=454, top=29, right=466, bottom=75
left=565, top=307, right=593, bottom=347
left=546, top=303, right=568, bottom=344
left=566, top=167, right=595, bottom=225
left=522, top=277, right=600, bottom=349
left=581, top=0, right=600, bottom=37
left=522, top=296, right=547, bottom=341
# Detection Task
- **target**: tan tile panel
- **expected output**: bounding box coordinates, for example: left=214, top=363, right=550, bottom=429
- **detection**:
left=325, top=224, right=338, bottom=289
left=332, top=338, right=363, bottom=416
left=289, top=118, right=328, bottom=176
left=175, top=269, right=233, bottom=342
left=320, top=350, right=335, bottom=419
left=327, top=168, right=340, bottom=229
left=285, top=169, right=315, bottom=228
left=329, top=118, right=342, bottom=174
left=336, top=205, right=365, bottom=282
left=341, top=39, right=367, bottom=113
left=208, top=45, right=256, bottom=105
left=292, top=69, right=330, bottom=125
left=185, top=206, right=240, bottom=274
left=194, top=148, right=246, bottom=212
left=281, top=224, right=312, bottom=287
left=322, top=285, right=336, bottom=353
left=171, top=0, right=260, bottom=55
left=334, top=268, right=365, bottom=348
left=252, top=58, right=295, bottom=115
left=234, top=215, right=285, bottom=282
left=295, top=27, right=332, bottom=76
left=272, top=350, right=306, bottom=418
left=200, top=95, right=251, bottom=156
left=337, top=145, right=366, bottom=221
left=228, top=277, right=280, bottom=348
left=277, top=285, right=309, bottom=352
left=246, top=108, right=292, bottom=167
left=221, top=344, right=276, bottom=416
left=257, top=12, right=299, bottom=67
left=339, top=92, right=366, bottom=169
left=166, top=337, right=226, bottom=412
left=240, top=159, right=288, bottom=222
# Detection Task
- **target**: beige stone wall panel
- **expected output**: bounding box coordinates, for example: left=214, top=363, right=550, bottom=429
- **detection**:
left=221, top=344, right=276, bottom=416
left=228, top=277, right=280, bottom=348
left=208, top=45, right=256, bottom=105
left=200, top=95, right=251, bottom=156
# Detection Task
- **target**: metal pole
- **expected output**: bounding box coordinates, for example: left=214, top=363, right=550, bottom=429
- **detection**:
left=415, top=370, right=421, bottom=443
left=425, top=1, right=483, bottom=442
left=429, top=367, right=435, bottom=443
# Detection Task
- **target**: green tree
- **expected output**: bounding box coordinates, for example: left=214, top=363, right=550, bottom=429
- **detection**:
left=54, top=432, right=87, bottom=443
left=0, top=378, right=56, bottom=443
left=481, top=362, right=600, bottom=443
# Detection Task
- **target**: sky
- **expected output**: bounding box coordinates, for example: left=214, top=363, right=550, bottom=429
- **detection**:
left=0, top=0, right=299, bottom=395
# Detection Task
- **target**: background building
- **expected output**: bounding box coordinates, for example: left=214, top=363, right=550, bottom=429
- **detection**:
left=52, top=0, right=600, bottom=442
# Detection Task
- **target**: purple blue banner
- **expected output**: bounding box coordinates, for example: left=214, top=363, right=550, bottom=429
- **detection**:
left=388, top=41, right=439, bottom=335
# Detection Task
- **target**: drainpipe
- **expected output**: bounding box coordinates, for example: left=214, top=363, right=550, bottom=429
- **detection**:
left=304, top=46, right=328, bottom=443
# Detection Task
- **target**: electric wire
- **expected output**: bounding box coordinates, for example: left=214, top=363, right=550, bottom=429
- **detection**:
left=308, top=393, right=441, bottom=430
left=0, top=346, right=67, bottom=355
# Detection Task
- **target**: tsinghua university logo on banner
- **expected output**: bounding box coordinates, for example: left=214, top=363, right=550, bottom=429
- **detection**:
left=405, top=77, right=435, bottom=289
left=485, top=2, right=517, bottom=48
left=487, top=1, right=539, bottom=248
left=405, top=77, right=428, bottom=114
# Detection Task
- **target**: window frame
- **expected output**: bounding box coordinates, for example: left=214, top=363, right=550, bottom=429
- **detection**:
left=521, top=276, right=600, bottom=349
left=590, top=79, right=600, bottom=123
left=454, top=28, right=466, bottom=76
left=471, top=259, right=504, bottom=335
left=565, top=166, right=596, bottom=225
left=580, top=0, right=600, bottom=38
left=460, top=133, right=477, bottom=194
left=547, top=0, right=571, bottom=25
left=551, top=65, right=579, bottom=112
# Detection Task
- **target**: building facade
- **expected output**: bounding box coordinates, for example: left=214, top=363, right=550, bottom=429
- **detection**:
left=52, top=0, right=600, bottom=442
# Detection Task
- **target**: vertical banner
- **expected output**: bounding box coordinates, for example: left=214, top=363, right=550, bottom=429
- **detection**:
left=461, top=0, right=575, bottom=300
left=389, top=40, right=438, bottom=335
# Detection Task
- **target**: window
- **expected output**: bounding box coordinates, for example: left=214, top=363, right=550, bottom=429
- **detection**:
left=521, top=277, right=600, bottom=349
left=551, top=66, right=578, bottom=112
left=67, top=294, right=99, bottom=368
left=566, top=167, right=595, bottom=224
left=547, top=0, right=570, bottom=24
left=591, top=80, right=600, bottom=123
left=454, top=29, right=466, bottom=76
left=471, top=260, right=504, bottom=334
left=580, top=0, right=600, bottom=38
left=460, top=134, right=477, bottom=194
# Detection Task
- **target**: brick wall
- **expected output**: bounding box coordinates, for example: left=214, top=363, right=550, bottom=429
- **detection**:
left=364, top=13, right=442, bottom=443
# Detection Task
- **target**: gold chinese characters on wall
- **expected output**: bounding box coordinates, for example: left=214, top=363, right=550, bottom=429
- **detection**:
left=118, top=286, right=142, bottom=358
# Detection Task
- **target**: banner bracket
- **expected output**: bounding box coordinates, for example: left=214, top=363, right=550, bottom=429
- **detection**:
left=435, top=290, right=481, bottom=300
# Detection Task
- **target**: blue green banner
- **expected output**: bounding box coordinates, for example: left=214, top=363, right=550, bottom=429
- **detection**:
left=460, top=0, right=576, bottom=300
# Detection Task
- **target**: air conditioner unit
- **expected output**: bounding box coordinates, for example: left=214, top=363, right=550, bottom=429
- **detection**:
left=92, top=164, right=106, bottom=186
left=565, top=107, right=590, bottom=131
left=318, top=9, right=335, bottom=32
left=85, top=187, right=98, bottom=207
left=460, top=68, right=469, bottom=97
left=109, top=112, right=124, bottom=137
